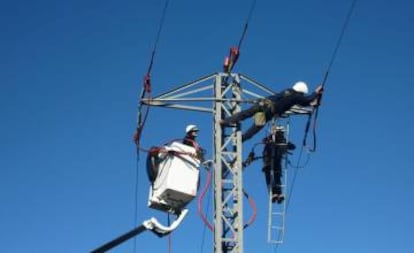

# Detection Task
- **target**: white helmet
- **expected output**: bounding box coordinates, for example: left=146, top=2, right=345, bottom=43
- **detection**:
left=292, top=81, right=309, bottom=94
left=186, top=124, right=199, bottom=134
left=271, top=125, right=284, bottom=133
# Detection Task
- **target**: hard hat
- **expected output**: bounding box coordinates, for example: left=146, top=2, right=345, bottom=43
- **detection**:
left=186, top=124, right=199, bottom=133
left=271, top=125, right=284, bottom=133
left=292, top=81, right=309, bottom=94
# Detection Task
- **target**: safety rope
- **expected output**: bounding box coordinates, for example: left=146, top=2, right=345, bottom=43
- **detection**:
left=140, top=138, right=202, bottom=160
left=197, top=165, right=214, bottom=232
left=242, top=189, right=257, bottom=229
left=302, top=0, right=358, bottom=153
left=199, top=164, right=213, bottom=253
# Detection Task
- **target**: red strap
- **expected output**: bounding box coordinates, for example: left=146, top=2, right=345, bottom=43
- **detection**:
left=223, top=56, right=230, bottom=72
left=143, top=74, right=151, bottom=93
left=230, top=47, right=239, bottom=63
left=223, top=47, right=240, bottom=73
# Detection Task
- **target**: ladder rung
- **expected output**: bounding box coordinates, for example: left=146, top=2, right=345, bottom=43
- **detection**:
left=271, top=226, right=283, bottom=230
left=268, top=240, right=283, bottom=244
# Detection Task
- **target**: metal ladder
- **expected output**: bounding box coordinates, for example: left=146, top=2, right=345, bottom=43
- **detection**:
left=267, top=165, right=288, bottom=244
left=266, top=125, right=289, bottom=244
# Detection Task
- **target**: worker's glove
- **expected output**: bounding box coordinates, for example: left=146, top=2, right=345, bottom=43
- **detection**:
left=242, top=151, right=256, bottom=167
left=287, top=142, right=296, bottom=150
left=315, top=85, right=324, bottom=94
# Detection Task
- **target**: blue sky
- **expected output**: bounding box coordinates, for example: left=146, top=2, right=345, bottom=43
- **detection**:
left=1, top=0, right=414, bottom=252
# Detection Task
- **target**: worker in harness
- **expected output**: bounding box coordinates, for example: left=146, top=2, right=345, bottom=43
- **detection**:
left=262, top=125, right=295, bottom=203
left=221, top=82, right=324, bottom=141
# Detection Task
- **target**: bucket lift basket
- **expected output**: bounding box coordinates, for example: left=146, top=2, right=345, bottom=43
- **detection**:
left=91, top=141, right=201, bottom=253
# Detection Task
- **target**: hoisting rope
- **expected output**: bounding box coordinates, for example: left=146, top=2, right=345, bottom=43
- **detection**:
left=302, top=0, right=357, bottom=153
left=199, top=170, right=212, bottom=253
left=223, top=0, right=257, bottom=73
left=197, top=164, right=214, bottom=231
left=242, top=188, right=257, bottom=229
left=146, top=138, right=203, bottom=164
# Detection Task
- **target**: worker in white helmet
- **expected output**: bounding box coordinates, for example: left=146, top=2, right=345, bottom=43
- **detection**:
left=262, top=125, right=296, bottom=204
left=183, top=124, right=199, bottom=148
left=183, top=124, right=206, bottom=161
left=221, top=82, right=323, bottom=142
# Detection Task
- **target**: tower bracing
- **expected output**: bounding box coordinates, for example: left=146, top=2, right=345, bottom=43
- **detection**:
left=213, top=73, right=244, bottom=253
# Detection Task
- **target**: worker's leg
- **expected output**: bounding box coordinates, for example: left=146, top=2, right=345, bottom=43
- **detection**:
left=273, top=160, right=285, bottom=203
left=272, top=168, right=282, bottom=195
left=263, top=167, right=272, bottom=195
left=263, top=167, right=271, bottom=186
left=221, top=104, right=261, bottom=126
left=241, top=109, right=267, bottom=141
left=242, top=124, right=264, bottom=142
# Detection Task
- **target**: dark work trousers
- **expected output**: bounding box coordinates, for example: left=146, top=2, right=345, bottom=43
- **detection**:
left=221, top=104, right=262, bottom=125
left=263, top=144, right=283, bottom=195
left=222, top=104, right=273, bottom=142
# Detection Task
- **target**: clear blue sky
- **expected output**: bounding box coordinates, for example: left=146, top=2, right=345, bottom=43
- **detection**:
left=1, top=0, right=414, bottom=252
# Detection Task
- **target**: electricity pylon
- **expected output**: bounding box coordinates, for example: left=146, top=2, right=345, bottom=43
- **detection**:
left=142, top=72, right=309, bottom=253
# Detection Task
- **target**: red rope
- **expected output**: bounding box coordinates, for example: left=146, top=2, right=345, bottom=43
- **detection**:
left=197, top=167, right=257, bottom=232
left=197, top=167, right=214, bottom=231
left=223, top=47, right=240, bottom=73
left=243, top=188, right=257, bottom=229
left=137, top=139, right=202, bottom=167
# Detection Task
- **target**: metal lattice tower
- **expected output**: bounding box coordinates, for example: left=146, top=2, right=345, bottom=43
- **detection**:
left=142, top=72, right=310, bottom=253
left=213, top=73, right=244, bottom=253
left=91, top=72, right=314, bottom=253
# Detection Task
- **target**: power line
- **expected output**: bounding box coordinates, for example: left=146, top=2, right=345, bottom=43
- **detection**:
left=146, top=0, right=171, bottom=75
left=133, top=1, right=171, bottom=252
left=324, top=0, right=358, bottom=82
left=237, top=0, right=257, bottom=49
left=303, top=0, right=358, bottom=152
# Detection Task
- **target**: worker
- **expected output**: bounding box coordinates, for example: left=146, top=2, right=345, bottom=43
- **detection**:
left=183, top=124, right=205, bottom=161
left=262, top=125, right=295, bottom=203
left=221, top=81, right=324, bottom=141
left=183, top=124, right=199, bottom=148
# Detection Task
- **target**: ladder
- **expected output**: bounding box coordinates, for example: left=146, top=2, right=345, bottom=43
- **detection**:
left=266, top=125, right=290, bottom=244
left=267, top=166, right=288, bottom=244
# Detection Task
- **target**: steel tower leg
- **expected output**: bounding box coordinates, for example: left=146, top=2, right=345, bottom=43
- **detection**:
left=213, top=73, right=244, bottom=253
